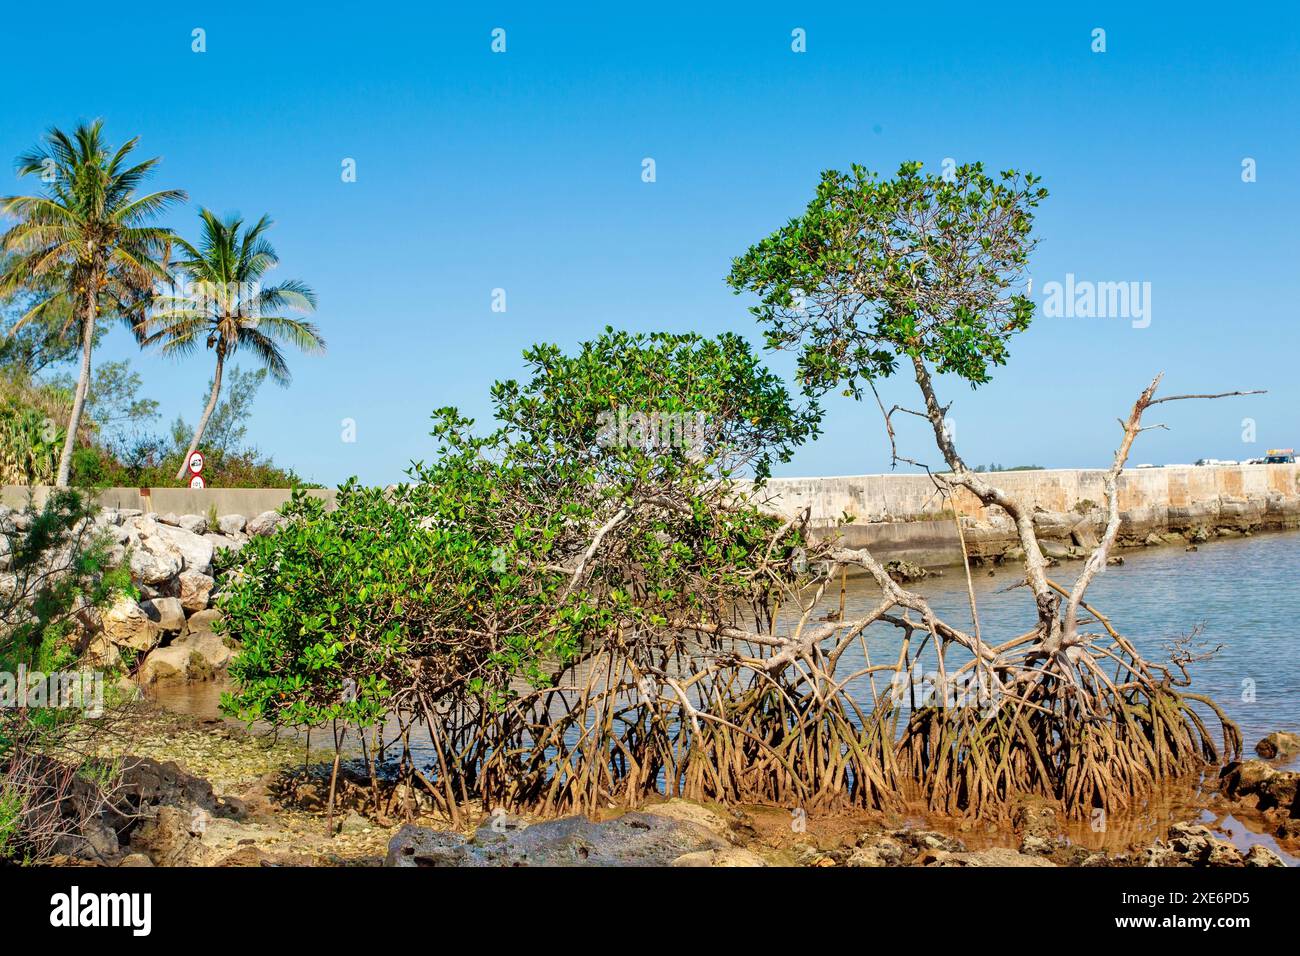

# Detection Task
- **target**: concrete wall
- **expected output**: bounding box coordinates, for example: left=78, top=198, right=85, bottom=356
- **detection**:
left=6, top=463, right=1298, bottom=567
left=0, top=485, right=335, bottom=515
left=762, top=464, right=1300, bottom=566
left=762, top=464, right=1300, bottom=527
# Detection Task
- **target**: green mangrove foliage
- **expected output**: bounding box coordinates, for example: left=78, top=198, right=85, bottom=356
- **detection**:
left=223, top=166, right=1240, bottom=824
left=221, top=328, right=847, bottom=818
left=728, top=161, right=1240, bottom=817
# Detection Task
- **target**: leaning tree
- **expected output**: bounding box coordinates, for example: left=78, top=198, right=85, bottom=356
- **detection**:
left=727, top=160, right=1250, bottom=817
left=0, top=121, right=184, bottom=487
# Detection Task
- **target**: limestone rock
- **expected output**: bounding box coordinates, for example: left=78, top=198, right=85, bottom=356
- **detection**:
left=173, top=630, right=235, bottom=673
left=245, top=510, right=283, bottom=537
left=1255, top=731, right=1300, bottom=760
left=218, top=514, right=247, bottom=535
left=176, top=514, right=209, bottom=535
left=670, top=847, right=766, bottom=867
left=138, top=645, right=191, bottom=683
left=129, top=547, right=181, bottom=585
left=178, top=570, right=215, bottom=611
left=140, top=596, right=186, bottom=632
left=1244, top=845, right=1287, bottom=867
left=924, top=846, right=1057, bottom=867
left=148, top=521, right=215, bottom=575
left=185, top=608, right=225, bottom=636
left=102, top=596, right=160, bottom=651
left=386, top=811, right=727, bottom=867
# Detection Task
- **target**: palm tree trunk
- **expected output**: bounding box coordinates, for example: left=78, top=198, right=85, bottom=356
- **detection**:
left=55, top=288, right=97, bottom=488
left=176, top=349, right=225, bottom=481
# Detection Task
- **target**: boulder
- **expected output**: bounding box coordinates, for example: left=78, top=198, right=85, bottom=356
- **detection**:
left=1222, top=759, right=1280, bottom=800
left=245, top=510, right=283, bottom=537
left=117, top=756, right=218, bottom=812
left=218, top=514, right=247, bottom=536
left=140, top=597, right=186, bottom=632
left=847, top=836, right=906, bottom=867
left=1070, top=525, right=1100, bottom=549
left=178, top=570, right=215, bottom=611
left=137, top=645, right=191, bottom=683
left=173, top=631, right=235, bottom=673
left=883, top=559, right=928, bottom=582
left=185, top=608, right=225, bottom=636
left=102, top=597, right=160, bottom=651
left=1040, top=539, right=1073, bottom=560
left=129, top=806, right=206, bottom=866
left=385, top=811, right=728, bottom=867
left=207, top=533, right=246, bottom=555
left=83, top=632, right=122, bottom=669
left=1255, top=731, right=1300, bottom=760
left=1244, top=845, right=1287, bottom=867
left=147, top=521, right=214, bottom=575
left=129, top=547, right=181, bottom=586
left=176, top=514, right=208, bottom=535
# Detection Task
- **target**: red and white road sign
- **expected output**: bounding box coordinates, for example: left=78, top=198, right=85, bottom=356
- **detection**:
left=187, top=451, right=205, bottom=475
left=189, top=474, right=206, bottom=489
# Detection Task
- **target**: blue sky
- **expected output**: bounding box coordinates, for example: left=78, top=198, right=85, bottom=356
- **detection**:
left=3, top=2, right=1297, bottom=485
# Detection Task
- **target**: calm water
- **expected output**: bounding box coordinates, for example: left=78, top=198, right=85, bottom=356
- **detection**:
left=159, top=530, right=1300, bottom=758
left=151, top=530, right=1300, bottom=862
left=822, top=529, right=1300, bottom=762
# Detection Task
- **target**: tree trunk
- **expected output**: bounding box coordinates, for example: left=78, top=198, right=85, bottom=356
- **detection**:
left=176, top=348, right=225, bottom=481
left=55, top=286, right=98, bottom=488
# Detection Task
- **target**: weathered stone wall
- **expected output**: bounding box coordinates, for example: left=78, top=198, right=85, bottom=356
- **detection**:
left=762, top=464, right=1300, bottom=566
left=0, top=485, right=333, bottom=515
left=7, top=463, right=1298, bottom=570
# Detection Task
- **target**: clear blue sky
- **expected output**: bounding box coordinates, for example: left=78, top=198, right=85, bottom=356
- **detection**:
left=3, top=1, right=1297, bottom=485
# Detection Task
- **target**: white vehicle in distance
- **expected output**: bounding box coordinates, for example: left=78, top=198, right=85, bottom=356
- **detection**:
left=1194, top=458, right=1237, bottom=466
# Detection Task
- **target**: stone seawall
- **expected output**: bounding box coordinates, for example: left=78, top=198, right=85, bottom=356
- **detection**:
left=763, top=464, right=1300, bottom=568
left=6, top=463, right=1299, bottom=569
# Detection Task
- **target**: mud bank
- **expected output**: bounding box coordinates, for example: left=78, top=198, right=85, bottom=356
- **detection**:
left=53, top=699, right=1295, bottom=868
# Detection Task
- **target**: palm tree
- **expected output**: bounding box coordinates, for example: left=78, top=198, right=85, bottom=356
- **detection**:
left=0, top=120, right=184, bottom=486
left=143, top=209, right=322, bottom=479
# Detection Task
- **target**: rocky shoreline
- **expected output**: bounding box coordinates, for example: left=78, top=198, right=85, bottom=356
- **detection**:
left=24, top=505, right=289, bottom=685
left=49, top=701, right=1296, bottom=868
left=12, top=501, right=1296, bottom=868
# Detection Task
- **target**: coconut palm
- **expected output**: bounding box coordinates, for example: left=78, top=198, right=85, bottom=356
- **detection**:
left=143, top=209, right=322, bottom=479
left=0, top=120, right=184, bottom=486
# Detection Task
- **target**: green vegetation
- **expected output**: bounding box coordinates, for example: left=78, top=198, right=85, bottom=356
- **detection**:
left=727, top=160, right=1046, bottom=397
left=0, top=121, right=322, bottom=489
left=143, top=209, right=323, bottom=480
left=0, top=488, right=133, bottom=863
left=726, top=160, right=1238, bottom=819
left=221, top=327, right=822, bottom=815
left=0, top=121, right=183, bottom=487
left=972, top=463, right=1045, bottom=473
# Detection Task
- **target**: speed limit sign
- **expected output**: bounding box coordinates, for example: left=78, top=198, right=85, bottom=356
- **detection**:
left=189, top=474, right=206, bottom=489
left=187, top=451, right=205, bottom=475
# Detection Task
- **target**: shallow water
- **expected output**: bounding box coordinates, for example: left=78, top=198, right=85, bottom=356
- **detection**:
left=830, top=528, right=1300, bottom=764
left=149, top=530, right=1300, bottom=863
